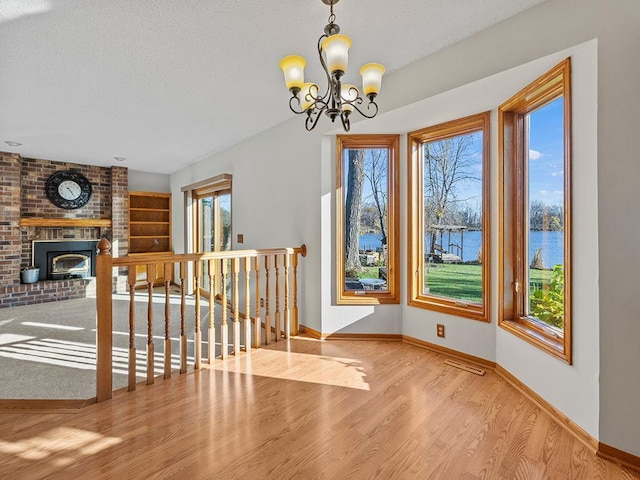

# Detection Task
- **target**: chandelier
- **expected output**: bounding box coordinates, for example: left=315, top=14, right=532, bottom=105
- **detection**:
left=279, top=0, right=385, bottom=132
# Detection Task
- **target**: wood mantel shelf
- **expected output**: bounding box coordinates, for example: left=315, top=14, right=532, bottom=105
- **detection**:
left=20, top=217, right=112, bottom=228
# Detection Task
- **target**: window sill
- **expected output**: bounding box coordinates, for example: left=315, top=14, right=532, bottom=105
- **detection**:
left=337, top=291, right=399, bottom=305
left=499, top=317, right=571, bottom=364
left=408, top=295, right=488, bottom=322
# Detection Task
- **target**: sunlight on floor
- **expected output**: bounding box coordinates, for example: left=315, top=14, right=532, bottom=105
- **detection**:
left=0, top=333, right=35, bottom=345
left=21, top=321, right=84, bottom=331
left=214, top=349, right=370, bottom=391
left=0, top=336, right=198, bottom=382
left=0, top=427, right=122, bottom=467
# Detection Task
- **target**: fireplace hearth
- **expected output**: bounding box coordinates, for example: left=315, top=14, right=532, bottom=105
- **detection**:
left=32, top=240, right=99, bottom=280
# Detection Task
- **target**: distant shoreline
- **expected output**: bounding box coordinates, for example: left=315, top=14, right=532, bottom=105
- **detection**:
left=359, top=230, right=565, bottom=268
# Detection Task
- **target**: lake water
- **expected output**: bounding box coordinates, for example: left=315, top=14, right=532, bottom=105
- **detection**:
left=359, top=230, right=564, bottom=268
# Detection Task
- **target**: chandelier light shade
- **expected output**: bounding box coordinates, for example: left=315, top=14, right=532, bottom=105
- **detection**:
left=279, top=55, right=307, bottom=92
left=279, top=0, right=385, bottom=131
left=321, top=34, right=351, bottom=75
left=360, top=63, right=386, bottom=97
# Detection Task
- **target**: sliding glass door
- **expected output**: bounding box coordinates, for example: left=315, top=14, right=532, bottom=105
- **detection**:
left=194, top=188, right=231, bottom=296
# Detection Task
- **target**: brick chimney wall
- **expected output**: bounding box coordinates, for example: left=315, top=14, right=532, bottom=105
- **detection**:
left=0, top=153, right=22, bottom=287
left=0, top=154, right=128, bottom=307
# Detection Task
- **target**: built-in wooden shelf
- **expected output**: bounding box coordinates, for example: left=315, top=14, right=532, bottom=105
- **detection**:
left=128, top=191, right=172, bottom=286
left=19, top=217, right=112, bottom=227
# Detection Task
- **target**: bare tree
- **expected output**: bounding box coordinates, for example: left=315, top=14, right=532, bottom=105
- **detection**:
left=364, top=149, right=388, bottom=246
left=424, top=135, right=480, bottom=254
left=529, top=199, right=563, bottom=231
left=344, top=149, right=365, bottom=273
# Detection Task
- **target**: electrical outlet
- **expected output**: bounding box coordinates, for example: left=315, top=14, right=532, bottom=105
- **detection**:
left=260, top=297, right=264, bottom=307
left=237, top=233, right=244, bottom=244
left=437, top=324, right=445, bottom=338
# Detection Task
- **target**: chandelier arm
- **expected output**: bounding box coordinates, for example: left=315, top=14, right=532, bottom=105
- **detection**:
left=317, top=34, right=333, bottom=100
left=305, top=108, right=324, bottom=131
left=288, top=95, right=306, bottom=115
left=310, top=97, right=330, bottom=113
left=339, top=113, right=351, bottom=132
left=349, top=99, right=379, bottom=119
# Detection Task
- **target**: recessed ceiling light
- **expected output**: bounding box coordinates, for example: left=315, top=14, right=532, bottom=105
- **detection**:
left=114, top=157, right=126, bottom=162
left=5, top=141, right=22, bottom=147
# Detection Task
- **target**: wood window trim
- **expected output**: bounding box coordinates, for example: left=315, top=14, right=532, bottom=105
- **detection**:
left=498, top=58, right=572, bottom=364
left=407, top=112, right=491, bottom=322
left=193, top=188, right=232, bottom=254
left=181, top=173, right=232, bottom=193
left=182, top=174, right=233, bottom=253
left=336, top=134, right=400, bottom=305
left=192, top=187, right=232, bottom=298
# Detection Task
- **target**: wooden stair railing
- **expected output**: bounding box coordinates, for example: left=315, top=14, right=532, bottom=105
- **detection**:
left=96, top=238, right=307, bottom=402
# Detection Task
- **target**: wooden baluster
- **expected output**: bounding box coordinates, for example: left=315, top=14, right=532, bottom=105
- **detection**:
left=163, top=263, right=172, bottom=380
left=244, top=257, right=252, bottom=352
left=253, top=257, right=261, bottom=348
left=220, top=259, right=229, bottom=359
left=208, top=258, right=215, bottom=363
left=194, top=260, right=202, bottom=369
left=264, top=256, right=271, bottom=345
left=292, top=253, right=299, bottom=336
left=284, top=254, right=291, bottom=339
left=127, top=266, right=137, bottom=391
left=96, top=238, right=113, bottom=402
left=274, top=255, right=281, bottom=342
left=179, top=261, right=187, bottom=374
left=232, top=257, right=240, bottom=355
left=146, top=263, right=155, bottom=385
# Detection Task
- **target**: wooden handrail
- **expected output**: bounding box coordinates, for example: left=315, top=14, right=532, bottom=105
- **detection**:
left=108, top=245, right=307, bottom=267
left=96, top=238, right=306, bottom=402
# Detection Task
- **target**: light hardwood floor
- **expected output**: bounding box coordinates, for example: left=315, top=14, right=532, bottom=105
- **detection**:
left=0, top=338, right=637, bottom=479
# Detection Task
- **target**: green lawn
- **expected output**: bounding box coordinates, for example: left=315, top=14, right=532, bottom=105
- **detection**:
left=354, top=266, right=385, bottom=280
left=426, top=263, right=552, bottom=303
left=350, top=263, right=552, bottom=304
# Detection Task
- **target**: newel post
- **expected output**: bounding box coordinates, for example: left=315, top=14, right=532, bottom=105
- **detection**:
left=96, top=237, right=113, bottom=402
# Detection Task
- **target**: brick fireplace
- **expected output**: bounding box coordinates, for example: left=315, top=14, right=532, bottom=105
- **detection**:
left=0, top=152, right=128, bottom=307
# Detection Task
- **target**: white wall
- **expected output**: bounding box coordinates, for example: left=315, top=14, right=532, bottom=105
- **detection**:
left=593, top=1, right=640, bottom=455
left=128, top=170, right=170, bottom=193
left=168, top=0, right=640, bottom=456
left=169, top=119, right=324, bottom=331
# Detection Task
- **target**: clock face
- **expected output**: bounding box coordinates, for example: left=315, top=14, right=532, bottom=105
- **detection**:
left=58, top=180, right=82, bottom=200
left=45, top=170, right=93, bottom=209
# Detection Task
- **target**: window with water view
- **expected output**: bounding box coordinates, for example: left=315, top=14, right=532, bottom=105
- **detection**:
left=408, top=112, right=490, bottom=321
left=498, top=59, right=571, bottom=363
left=336, top=135, right=399, bottom=304
left=525, top=97, right=565, bottom=330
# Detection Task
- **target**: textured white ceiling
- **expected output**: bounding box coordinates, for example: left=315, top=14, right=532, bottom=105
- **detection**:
left=0, top=0, right=545, bottom=174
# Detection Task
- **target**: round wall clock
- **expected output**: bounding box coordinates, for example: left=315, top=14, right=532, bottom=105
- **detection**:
left=45, top=170, right=93, bottom=209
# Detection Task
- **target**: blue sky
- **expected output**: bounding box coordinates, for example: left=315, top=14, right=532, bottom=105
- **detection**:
left=345, top=95, right=565, bottom=212
left=446, top=96, right=565, bottom=209
left=528, top=97, right=564, bottom=205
